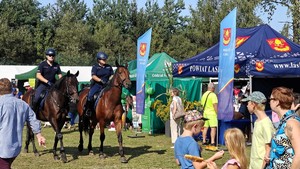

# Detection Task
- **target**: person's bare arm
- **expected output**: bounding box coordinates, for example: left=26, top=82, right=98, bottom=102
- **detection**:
left=36, top=73, right=48, bottom=83
left=262, top=143, right=271, bottom=168
left=213, top=103, right=218, bottom=114
left=92, top=75, right=103, bottom=83
left=286, top=119, right=300, bottom=169
left=194, top=151, right=224, bottom=169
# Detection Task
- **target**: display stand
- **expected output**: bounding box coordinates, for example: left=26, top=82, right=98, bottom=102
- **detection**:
left=128, top=115, right=145, bottom=138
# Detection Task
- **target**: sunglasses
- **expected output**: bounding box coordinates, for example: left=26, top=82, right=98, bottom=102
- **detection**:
left=48, top=55, right=55, bottom=57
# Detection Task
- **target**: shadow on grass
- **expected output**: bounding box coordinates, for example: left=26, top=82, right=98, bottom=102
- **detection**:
left=60, top=144, right=167, bottom=163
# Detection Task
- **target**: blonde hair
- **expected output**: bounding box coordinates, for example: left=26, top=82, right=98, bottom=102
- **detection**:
left=224, top=128, right=248, bottom=169
left=0, top=78, right=12, bottom=95
left=255, top=102, right=265, bottom=111
left=171, top=87, right=180, bottom=96
left=183, top=120, right=204, bottom=130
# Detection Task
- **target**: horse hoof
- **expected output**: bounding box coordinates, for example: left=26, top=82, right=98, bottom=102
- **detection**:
left=78, top=145, right=83, bottom=152
left=89, top=151, right=94, bottom=156
left=34, top=152, right=40, bottom=157
left=99, top=154, right=107, bottom=159
left=120, top=157, right=128, bottom=163
left=23, top=149, right=28, bottom=153
left=54, top=155, right=60, bottom=160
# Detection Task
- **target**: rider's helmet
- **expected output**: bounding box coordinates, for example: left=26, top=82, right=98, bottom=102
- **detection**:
left=96, top=52, right=108, bottom=60
left=45, top=48, right=56, bottom=56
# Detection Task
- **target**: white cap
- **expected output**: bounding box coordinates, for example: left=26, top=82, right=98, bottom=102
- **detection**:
left=23, top=82, right=30, bottom=87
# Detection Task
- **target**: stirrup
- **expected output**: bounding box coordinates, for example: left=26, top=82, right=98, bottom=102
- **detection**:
left=85, top=109, right=92, bottom=117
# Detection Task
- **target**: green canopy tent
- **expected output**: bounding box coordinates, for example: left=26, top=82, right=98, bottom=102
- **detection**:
left=129, top=52, right=204, bottom=134
left=15, top=67, right=67, bottom=93
left=15, top=67, right=67, bottom=80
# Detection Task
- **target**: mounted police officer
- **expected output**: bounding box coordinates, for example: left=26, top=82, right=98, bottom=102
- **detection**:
left=33, top=48, right=62, bottom=111
left=84, top=52, right=114, bottom=117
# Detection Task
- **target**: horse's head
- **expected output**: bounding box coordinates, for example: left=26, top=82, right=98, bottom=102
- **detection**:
left=114, top=61, right=132, bottom=89
left=56, top=70, right=80, bottom=103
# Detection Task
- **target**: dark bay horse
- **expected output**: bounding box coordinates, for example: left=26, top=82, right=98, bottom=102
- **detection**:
left=22, top=71, right=79, bottom=163
left=77, top=61, right=131, bottom=163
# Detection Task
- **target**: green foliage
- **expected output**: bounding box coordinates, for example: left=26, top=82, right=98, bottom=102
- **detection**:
left=258, top=0, right=299, bottom=43
left=0, top=0, right=296, bottom=65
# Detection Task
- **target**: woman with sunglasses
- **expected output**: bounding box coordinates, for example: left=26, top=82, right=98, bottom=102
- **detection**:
left=266, top=87, right=300, bottom=169
left=83, top=51, right=114, bottom=117
left=33, top=48, right=62, bottom=111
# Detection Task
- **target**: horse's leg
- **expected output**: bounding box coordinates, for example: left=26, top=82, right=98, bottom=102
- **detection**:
left=99, top=120, right=107, bottom=159
left=56, top=131, right=67, bottom=163
left=87, top=122, right=95, bottom=155
left=24, top=123, right=39, bottom=156
left=52, top=127, right=59, bottom=160
left=78, top=116, right=84, bottom=152
left=115, top=119, right=128, bottom=163
left=51, top=119, right=67, bottom=163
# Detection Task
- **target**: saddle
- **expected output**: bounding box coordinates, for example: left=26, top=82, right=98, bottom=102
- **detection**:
left=31, top=90, right=48, bottom=112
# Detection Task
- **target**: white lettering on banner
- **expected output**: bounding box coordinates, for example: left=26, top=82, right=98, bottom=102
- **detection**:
left=189, top=65, right=218, bottom=72
left=152, top=74, right=165, bottom=78
left=273, top=62, right=300, bottom=69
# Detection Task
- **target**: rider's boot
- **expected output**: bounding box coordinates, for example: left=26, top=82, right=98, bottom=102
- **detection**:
left=84, top=100, right=93, bottom=117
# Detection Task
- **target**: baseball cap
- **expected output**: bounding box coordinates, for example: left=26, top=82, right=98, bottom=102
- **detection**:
left=23, top=82, right=30, bottom=87
left=241, top=91, right=266, bottom=104
left=184, top=110, right=208, bottom=123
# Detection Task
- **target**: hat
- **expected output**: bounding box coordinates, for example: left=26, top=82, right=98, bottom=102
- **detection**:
left=241, top=91, right=266, bottom=104
left=23, top=82, right=30, bottom=87
left=184, top=110, right=208, bottom=123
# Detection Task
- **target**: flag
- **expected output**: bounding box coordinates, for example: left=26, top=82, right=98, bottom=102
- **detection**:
left=136, top=28, right=152, bottom=114
left=218, top=8, right=237, bottom=120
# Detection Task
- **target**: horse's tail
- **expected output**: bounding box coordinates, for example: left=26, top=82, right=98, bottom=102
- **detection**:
left=83, top=116, right=90, bottom=134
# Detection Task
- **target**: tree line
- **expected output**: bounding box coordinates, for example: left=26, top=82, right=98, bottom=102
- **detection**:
left=0, top=0, right=297, bottom=66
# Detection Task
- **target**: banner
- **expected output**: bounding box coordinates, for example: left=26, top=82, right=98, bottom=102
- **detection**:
left=218, top=8, right=237, bottom=120
left=136, top=28, right=152, bottom=114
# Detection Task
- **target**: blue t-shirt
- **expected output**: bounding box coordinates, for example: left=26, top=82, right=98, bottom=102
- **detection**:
left=37, top=60, right=61, bottom=84
left=91, top=63, right=113, bottom=84
left=174, top=136, right=201, bottom=169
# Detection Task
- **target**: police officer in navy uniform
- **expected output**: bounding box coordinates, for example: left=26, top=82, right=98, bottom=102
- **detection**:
left=84, top=52, right=114, bottom=117
left=33, top=48, right=62, bottom=111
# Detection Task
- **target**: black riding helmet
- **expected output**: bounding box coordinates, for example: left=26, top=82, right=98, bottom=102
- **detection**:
left=96, top=52, right=108, bottom=60
left=45, top=48, right=56, bottom=56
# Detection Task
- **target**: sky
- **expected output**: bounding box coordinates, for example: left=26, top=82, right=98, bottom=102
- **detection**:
left=39, top=0, right=291, bottom=32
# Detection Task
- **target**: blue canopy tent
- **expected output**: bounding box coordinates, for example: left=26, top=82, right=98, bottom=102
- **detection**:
left=173, top=24, right=300, bottom=144
left=173, top=24, right=300, bottom=78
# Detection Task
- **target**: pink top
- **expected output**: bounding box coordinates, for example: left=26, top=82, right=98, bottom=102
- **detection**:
left=272, top=111, right=280, bottom=123
left=221, top=159, right=241, bottom=169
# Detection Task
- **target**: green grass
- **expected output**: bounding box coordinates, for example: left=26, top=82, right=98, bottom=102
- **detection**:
left=13, top=126, right=251, bottom=169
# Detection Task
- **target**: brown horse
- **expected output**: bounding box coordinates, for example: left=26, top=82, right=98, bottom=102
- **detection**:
left=77, top=61, right=131, bottom=163
left=22, top=71, right=79, bottom=163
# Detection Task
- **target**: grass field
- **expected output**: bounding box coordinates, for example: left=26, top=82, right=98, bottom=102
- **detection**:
left=12, top=126, right=251, bottom=169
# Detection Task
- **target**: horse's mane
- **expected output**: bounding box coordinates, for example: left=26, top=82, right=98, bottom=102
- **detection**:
left=101, top=65, right=127, bottom=93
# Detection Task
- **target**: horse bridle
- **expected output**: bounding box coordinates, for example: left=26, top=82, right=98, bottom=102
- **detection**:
left=113, top=68, right=129, bottom=89
left=65, top=77, right=77, bottom=103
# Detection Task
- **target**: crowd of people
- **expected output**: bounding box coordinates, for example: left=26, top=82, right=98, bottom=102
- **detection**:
left=2, top=48, right=300, bottom=169
left=172, top=84, right=300, bottom=169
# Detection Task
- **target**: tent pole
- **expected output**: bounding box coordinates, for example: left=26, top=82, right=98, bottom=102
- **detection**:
left=249, top=75, right=254, bottom=143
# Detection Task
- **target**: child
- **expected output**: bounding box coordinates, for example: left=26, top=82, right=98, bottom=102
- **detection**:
left=174, top=111, right=224, bottom=169
left=241, top=91, right=274, bottom=169
left=207, top=128, right=248, bottom=169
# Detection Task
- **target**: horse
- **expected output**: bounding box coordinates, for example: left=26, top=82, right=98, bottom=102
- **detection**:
left=77, top=61, right=131, bottom=163
left=22, top=70, right=79, bottom=163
